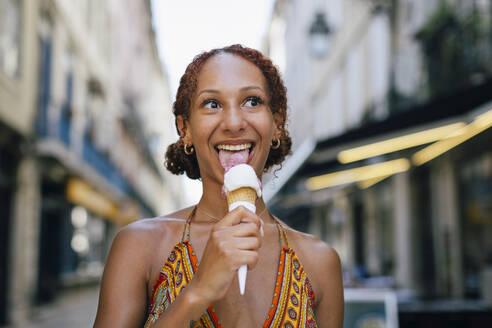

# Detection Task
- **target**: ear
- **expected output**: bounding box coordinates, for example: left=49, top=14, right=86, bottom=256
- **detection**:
left=272, top=112, right=283, bottom=138
left=176, top=115, right=192, bottom=144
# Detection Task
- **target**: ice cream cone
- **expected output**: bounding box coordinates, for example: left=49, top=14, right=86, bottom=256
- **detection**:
left=225, top=186, right=257, bottom=296
left=226, top=187, right=257, bottom=207
left=222, top=164, right=262, bottom=295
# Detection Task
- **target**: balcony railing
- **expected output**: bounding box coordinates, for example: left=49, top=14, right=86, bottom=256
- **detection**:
left=82, top=135, right=130, bottom=195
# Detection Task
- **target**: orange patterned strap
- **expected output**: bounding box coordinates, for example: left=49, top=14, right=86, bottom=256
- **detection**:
left=263, top=248, right=317, bottom=328
left=144, top=241, right=221, bottom=328
left=181, top=207, right=197, bottom=242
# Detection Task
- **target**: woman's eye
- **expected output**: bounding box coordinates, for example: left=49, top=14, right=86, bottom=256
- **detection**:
left=203, top=100, right=219, bottom=109
left=244, top=96, right=263, bottom=107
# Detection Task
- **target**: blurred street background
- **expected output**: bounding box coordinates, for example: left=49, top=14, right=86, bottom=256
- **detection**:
left=1, top=0, right=492, bottom=327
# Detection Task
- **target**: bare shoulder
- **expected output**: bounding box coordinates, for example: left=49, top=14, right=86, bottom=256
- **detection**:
left=117, top=206, right=193, bottom=238
left=110, top=206, right=194, bottom=257
left=281, top=224, right=341, bottom=269
left=115, top=218, right=179, bottom=246
left=95, top=208, right=195, bottom=327
left=278, top=221, right=342, bottom=304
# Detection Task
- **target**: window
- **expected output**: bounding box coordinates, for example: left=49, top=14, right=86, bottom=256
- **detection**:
left=0, top=0, right=21, bottom=78
left=460, top=151, right=492, bottom=298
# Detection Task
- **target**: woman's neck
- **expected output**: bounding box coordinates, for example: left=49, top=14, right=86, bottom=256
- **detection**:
left=197, top=178, right=272, bottom=224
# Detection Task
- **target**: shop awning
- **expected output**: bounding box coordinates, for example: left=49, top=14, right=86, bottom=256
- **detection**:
left=268, top=77, right=492, bottom=205
left=66, top=177, right=139, bottom=226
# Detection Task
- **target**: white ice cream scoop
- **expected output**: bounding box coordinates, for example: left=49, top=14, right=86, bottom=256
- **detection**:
left=223, top=164, right=261, bottom=295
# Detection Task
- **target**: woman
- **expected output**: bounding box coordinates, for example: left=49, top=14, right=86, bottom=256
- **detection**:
left=94, top=45, right=343, bottom=327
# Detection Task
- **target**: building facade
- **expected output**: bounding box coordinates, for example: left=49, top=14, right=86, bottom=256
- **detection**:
left=0, top=0, right=40, bottom=324
left=264, top=0, right=492, bottom=322
left=0, top=0, right=181, bottom=326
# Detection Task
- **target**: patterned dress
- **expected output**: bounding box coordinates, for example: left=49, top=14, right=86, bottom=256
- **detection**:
left=145, top=208, right=318, bottom=328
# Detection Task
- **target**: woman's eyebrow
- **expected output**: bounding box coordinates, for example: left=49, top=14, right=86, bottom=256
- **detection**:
left=240, top=86, right=264, bottom=92
left=196, top=86, right=264, bottom=98
left=197, top=89, right=220, bottom=97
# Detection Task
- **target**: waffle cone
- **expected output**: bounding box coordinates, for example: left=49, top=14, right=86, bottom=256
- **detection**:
left=226, top=187, right=257, bottom=207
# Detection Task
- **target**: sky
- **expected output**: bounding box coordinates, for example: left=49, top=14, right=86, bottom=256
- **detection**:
left=151, top=0, right=274, bottom=95
left=151, top=0, right=275, bottom=205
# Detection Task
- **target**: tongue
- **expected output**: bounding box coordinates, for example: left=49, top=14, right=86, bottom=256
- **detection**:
left=219, top=149, right=249, bottom=172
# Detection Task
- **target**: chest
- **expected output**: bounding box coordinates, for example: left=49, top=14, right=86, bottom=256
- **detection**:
left=210, top=248, right=282, bottom=327
left=147, top=236, right=283, bottom=323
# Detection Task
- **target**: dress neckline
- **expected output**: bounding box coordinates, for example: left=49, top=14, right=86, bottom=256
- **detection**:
left=181, top=206, right=294, bottom=327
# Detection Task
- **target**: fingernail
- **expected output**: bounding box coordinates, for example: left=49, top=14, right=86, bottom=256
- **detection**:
left=260, top=225, right=264, bottom=237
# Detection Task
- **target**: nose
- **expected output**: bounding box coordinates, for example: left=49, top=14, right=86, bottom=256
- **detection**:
left=222, top=104, right=246, bottom=133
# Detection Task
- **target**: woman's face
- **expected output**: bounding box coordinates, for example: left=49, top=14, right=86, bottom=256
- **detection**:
left=179, top=53, right=279, bottom=184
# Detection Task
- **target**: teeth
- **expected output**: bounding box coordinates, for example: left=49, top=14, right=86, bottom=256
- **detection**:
left=216, top=143, right=252, bottom=151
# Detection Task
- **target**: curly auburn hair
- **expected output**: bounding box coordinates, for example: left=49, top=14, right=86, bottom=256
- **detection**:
left=165, top=44, right=292, bottom=180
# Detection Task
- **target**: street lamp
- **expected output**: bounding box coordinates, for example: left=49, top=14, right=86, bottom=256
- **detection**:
left=309, top=12, right=332, bottom=59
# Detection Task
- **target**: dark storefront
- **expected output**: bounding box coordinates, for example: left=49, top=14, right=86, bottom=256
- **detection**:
left=0, top=125, right=21, bottom=324
left=458, top=135, right=492, bottom=299
left=34, top=156, right=141, bottom=304
left=37, top=174, right=70, bottom=303
left=36, top=171, right=119, bottom=303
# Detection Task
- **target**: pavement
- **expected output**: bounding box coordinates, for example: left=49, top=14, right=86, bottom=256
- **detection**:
left=24, top=285, right=100, bottom=328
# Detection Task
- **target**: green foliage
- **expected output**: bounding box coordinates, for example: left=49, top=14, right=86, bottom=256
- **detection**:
left=416, top=2, right=490, bottom=98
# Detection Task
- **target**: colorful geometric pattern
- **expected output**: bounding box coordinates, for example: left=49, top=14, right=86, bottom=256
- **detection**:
left=144, top=209, right=318, bottom=327
left=263, top=247, right=317, bottom=328
left=144, top=240, right=222, bottom=328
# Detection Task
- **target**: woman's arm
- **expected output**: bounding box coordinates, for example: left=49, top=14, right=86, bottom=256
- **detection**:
left=313, top=242, right=344, bottom=328
left=94, top=221, right=209, bottom=327
left=93, top=223, right=154, bottom=327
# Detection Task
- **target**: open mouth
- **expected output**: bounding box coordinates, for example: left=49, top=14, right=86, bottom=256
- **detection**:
left=215, top=143, right=253, bottom=152
left=215, top=142, right=255, bottom=170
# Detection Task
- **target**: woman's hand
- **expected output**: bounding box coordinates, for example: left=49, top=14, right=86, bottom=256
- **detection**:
left=188, top=206, right=264, bottom=303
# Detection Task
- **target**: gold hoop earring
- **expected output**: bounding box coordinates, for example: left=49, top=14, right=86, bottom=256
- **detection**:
left=184, top=143, right=194, bottom=155
left=271, top=138, right=280, bottom=149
